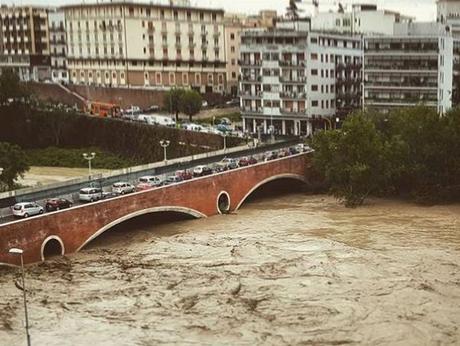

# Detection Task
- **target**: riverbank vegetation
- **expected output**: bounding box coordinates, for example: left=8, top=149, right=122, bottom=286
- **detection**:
left=311, top=106, right=460, bottom=207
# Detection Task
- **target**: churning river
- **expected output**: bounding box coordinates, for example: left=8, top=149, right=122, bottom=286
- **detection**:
left=1, top=193, right=459, bottom=345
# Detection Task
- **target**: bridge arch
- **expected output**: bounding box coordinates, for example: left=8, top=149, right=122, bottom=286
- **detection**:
left=76, top=206, right=207, bottom=251
left=41, top=235, right=65, bottom=261
left=235, top=173, right=307, bottom=211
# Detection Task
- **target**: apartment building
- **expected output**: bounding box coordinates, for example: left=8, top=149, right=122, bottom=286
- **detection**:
left=62, top=1, right=227, bottom=92
left=438, top=0, right=460, bottom=38
left=311, top=4, right=413, bottom=36
left=364, top=22, right=458, bottom=114
left=240, top=19, right=362, bottom=136
left=224, top=15, right=243, bottom=96
left=48, top=9, right=68, bottom=83
left=0, top=5, right=51, bottom=81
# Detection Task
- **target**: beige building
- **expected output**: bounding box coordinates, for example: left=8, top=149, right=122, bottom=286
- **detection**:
left=244, top=10, right=277, bottom=29
left=62, top=1, right=227, bottom=93
left=0, top=5, right=51, bottom=81
left=224, top=15, right=243, bottom=96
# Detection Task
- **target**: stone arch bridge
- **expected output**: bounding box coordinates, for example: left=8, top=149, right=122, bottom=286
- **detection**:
left=0, top=152, right=312, bottom=266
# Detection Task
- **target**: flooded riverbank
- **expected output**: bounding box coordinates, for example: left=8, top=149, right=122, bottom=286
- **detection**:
left=1, top=194, right=459, bottom=345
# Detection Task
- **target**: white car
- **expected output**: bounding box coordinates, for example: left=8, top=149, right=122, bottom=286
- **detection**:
left=138, top=175, right=163, bottom=187
left=79, top=187, right=103, bottom=202
left=12, top=202, right=44, bottom=218
left=112, top=182, right=135, bottom=195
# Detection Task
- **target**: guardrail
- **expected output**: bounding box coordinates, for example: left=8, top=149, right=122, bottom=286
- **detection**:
left=0, top=139, right=301, bottom=209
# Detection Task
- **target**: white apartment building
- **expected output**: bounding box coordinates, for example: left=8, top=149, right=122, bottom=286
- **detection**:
left=438, top=0, right=460, bottom=38
left=311, top=4, right=413, bottom=36
left=240, top=19, right=362, bottom=136
left=62, top=1, right=227, bottom=92
left=0, top=5, right=51, bottom=81
left=48, top=9, right=68, bottom=83
left=364, top=22, right=457, bottom=114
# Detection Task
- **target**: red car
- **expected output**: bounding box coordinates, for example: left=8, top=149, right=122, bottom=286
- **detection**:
left=248, top=156, right=258, bottom=165
left=45, top=198, right=73, bottom=212
left=175, top=170, right=193, bottom=180
left=238, top=157, right=251, bottom=167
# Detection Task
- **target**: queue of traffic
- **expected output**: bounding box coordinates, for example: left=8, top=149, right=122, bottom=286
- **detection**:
left=9, top=144, right=310, bottom=219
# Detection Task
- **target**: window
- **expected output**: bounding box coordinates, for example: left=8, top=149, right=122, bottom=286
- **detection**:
left=312, top=100, right=318, bottom=107
left=231, top=46, right=235, bottom=53
left=311, top=85, right=318, bottom=91
left=231, top=59, right=235, bottom=65
left=230, top=33, right=235, bottom=40
left=311, top=53, right=318, bottom=60
left=231, top=72, right=236, bottom=79
left=311, top=69, right=318, bottom=76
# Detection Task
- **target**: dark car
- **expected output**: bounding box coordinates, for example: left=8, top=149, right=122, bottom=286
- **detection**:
left=175, top=170, right=193, bottom=180
left=238, top=157, right=251, bottom=167
left=45, top=198, right=73, bottom=212
left=288, top=147, right=300, bottom=155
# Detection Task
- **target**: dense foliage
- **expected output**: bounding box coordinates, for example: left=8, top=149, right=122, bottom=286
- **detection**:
left=0, top=142, right=29, bottom=191
left=0, top=104, right=240, bottom=164
left=25, top=147, right=141, bottom=170
left=0, top=68, right=29, bottom=104
left=164, top=88, right=202, bottom=122
left=311, top=106, right=460, bottom=207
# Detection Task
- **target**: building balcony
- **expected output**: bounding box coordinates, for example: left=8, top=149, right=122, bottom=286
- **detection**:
left=279, top=60, right=306, bottom=68
left=280, top=91, right=306, bottom=99
left=201, top=31, right=208, bottom=36
left=241, top=75, right=262, bottom=83
left=281, top=108, right=306, bottom=116
left=147, top=27, right=155, bottom=33
left=241, top=107, right=263, bottom=115
left=280, top=76, right=307, bottom=84
left=241, top=90, right=263, bottom=98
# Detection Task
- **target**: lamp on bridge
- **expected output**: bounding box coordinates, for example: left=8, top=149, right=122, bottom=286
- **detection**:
left=8, top=247, right=31, bottom=346
left=159, top=140, right=170, bottom=163
left=82, top=152, right=96, bottom=178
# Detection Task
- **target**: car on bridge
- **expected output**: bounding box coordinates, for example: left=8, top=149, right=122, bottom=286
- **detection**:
left=138, top=176, right=163, bottom=187
left=175, top=170, right=193, bottom=180
left=193, top=165, right=213, bottom=177
left=101, top=191, right=121, bottom=200
left=79, top=187, right=103, bottom=202
left=163, top=176, right=183, bottom=186
left=135, top=182, right=154, bottom=192
left=12, top=202, right=44, bottom=218
left=112, top=182, right=135, bottom=195
left=45, top=198, right=73, bottom=212
left=215, top=158, right=238, bottom=172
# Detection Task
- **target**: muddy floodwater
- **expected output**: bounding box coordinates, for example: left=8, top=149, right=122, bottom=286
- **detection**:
left=1, top=193, right=460, bottom=345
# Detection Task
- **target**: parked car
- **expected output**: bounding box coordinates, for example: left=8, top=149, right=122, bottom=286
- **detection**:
left=101, top=191, right=120, bottom=200
left=219, top=117, right=232, bottom=125
left=45, top=198, right=73, bottom=212
left=288, top=146, right=300, bottom=155
left=278, top=149, right=290, bottom=158
left=238, top=157, right=251, bottom=167
left=247, top=156, right=258, bottom=165
left=221, top=158, right=239, bottom=170
left=79, top=187, right=103, bottom=202
left=135, top=182, right=154, bottom=192
left=124, top=105, right=141, bottom=114
left=264, top=151, right=278, bottom=161
left=144, top=104, right=160, bottom=112
left=175, top=170, right=193, bottom=180
left=112, top=182, right=135, bottom=195
left=138, top=175, right=163, bottom=187
left=12, top=202, right=44, bottom=218
left=193, top=165, right=213, bottom=177
left=163, top=175, right=183, bottom=185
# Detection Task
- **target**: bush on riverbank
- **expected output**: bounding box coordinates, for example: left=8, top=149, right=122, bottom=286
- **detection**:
left=311, top=106, right=460, bottom=207
left=25, top=147, right=141, bottom=169
left=0, top=104, right=241, bottom=164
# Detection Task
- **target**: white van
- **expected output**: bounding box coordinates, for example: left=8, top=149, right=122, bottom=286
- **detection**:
left=151, top=114, right=175, bottom=127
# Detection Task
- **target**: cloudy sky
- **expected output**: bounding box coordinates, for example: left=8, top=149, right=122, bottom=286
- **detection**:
left=2, top=0, right=437, bottom=21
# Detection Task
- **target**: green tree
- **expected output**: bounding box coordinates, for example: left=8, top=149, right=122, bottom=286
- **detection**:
left=311, top=113, right=388, bottom=207
left=164, top=88, right=185, bottom=123
left=180, top=89, right=202, bottom=122
left=0, top=68, right=28, bottom=104
left=0, top=142, right=29, bottom=191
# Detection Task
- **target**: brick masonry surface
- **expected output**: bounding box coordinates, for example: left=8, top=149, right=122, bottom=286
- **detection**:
left=0, top=154, right=310, bottom=265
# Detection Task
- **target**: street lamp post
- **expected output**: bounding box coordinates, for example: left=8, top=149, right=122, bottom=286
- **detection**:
left=9, top=248, right=31, bottom=346
left=159, top=140, right=170, bottom=163
left=82, top=152, right=96, bottom=178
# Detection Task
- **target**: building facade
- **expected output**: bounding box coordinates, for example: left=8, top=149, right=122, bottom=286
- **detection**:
left=438, top=0, right=460, bottom=38
left=240, top=20, right=362, bottom=136
left=311, top=4, right=413, bottom=36
left=0, top=5, right=51, bottom=81
left=364, top=23, right=457, bottom=114
left=224, top=15, right=243, bottom=96
left=62, top=1, right=227, bottom=92
left=48, top=9, right=68, bottom=83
